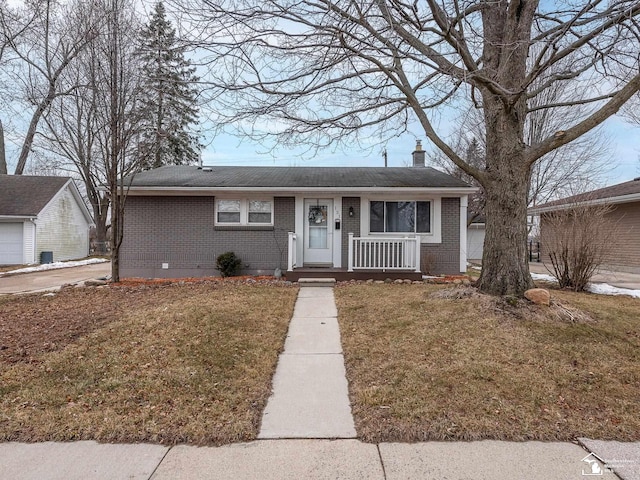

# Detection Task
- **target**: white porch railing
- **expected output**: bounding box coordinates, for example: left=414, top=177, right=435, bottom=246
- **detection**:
left=287, top=232, right=297, bottom=271
left=348, top=233, right=421, bottom=272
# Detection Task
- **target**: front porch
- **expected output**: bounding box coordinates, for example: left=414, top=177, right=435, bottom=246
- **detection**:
left=284, top=267, right=423, bottom=282
left=287, top=232, right=423, bottom=281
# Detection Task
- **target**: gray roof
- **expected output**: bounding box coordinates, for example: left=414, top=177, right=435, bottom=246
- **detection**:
left=126, top=165, right=471, bottom=189
left=531, top=177, right=640, bottom=211
left=0, top=175, right=70, bottom=216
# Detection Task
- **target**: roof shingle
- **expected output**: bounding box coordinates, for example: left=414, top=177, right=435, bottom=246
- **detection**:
left=126, top=165, right=471, bottom=189
left=0, top=175, right=70, bottom=216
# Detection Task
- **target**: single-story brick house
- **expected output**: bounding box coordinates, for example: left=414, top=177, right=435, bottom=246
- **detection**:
left=529, top=177, right=640, bottom=274
left=0, top=175, right=93, bottom=265
left=120, top=146, right=476, bottom=279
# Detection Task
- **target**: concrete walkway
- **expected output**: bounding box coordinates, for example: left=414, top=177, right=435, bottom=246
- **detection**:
left=0, top=263, right=111, bottom=295
left=259, top=280, right=357, bottom=439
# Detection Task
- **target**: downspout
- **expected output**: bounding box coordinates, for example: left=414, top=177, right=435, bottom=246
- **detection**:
left=28, top=217, right=38, bottom=264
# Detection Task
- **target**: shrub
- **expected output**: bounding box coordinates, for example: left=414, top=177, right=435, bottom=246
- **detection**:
left=216, top=251, right=242, bottom=277
left=540, top=202, right=618, bottom=291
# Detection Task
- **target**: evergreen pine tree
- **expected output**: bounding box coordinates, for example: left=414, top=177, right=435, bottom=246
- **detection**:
left=137, top=2, right=200, bottom=168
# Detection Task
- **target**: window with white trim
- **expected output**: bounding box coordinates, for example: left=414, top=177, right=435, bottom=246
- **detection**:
left=215, top=199, right=273, bottom=225
left=369, top=201, right=431, bottom=233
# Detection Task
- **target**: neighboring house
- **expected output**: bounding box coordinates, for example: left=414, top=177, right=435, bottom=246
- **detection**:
left=120, top=144, right=476, bottom=279
left=0, top=175, right=93, bottom=265
left=529, top=177, right=640, bottom=274
left=466, top=214, right=485, bottom=263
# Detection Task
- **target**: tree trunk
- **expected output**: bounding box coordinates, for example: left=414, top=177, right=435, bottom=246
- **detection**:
left=478, top=174, right=534, bottom=295
left=477, top=97, right=534, bottom=296
left=0, top=120, right=6, bottom=175
left=93, top=204, right=109, bottom=254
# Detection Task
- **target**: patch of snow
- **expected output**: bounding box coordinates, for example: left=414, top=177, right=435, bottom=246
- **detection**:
left=530, top=272, right=557, bottom=283
left=0, top=258, right=108, bottom=277
left=586, top=283, right=640, bottom=299
left=530, top=272, right=640, bottom=298
left=471, top=266, right=482, bottom=271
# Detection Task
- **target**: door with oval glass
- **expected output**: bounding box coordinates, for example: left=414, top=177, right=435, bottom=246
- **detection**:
left=303, top=198, right=333, bottom=265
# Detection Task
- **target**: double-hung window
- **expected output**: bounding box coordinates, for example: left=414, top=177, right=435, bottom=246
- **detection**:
left=370, top=201, right=431, bottom=233
left=216, top=199, right=273, bottom=225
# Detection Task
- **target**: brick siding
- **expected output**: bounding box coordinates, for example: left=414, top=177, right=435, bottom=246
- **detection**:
left=421, top=197, right=461, bottom=275
left=120, top=196, right=294, bottom=278
left=121, top=195, right=462, bottom=278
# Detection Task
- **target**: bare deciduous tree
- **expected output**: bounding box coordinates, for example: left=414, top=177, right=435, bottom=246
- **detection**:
left=101, top=0, right=143, bottom=282
left=1, top=0, right=100, bottom=175
left=173, top=0, right=640, bottom=295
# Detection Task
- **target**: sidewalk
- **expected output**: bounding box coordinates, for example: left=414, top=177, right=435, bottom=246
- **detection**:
left=0, top=280, right=639, bottom=479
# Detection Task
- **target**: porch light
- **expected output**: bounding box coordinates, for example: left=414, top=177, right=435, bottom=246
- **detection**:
left=348, top=206, right=354, bottom=217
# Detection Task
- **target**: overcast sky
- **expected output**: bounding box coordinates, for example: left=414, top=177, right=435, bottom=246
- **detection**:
left=199, top=114, right=639, bottom=187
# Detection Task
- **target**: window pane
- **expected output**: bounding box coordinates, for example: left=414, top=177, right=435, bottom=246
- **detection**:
left=249, top=200, right=271, bottom=213
left=249, top=200, right=272, bottom=223
left=217, top=200, right=240, bottom=223
left=308, top=205, right=327, bottom=226
left=385, top=202, right=415, bottom=232
left=309, top=227, right=327, bottom=248
left=417, top=201, right=431, bottom=233
left=248, top=212, right=271, bottom=223
left=370, top=201, right=384, bottom=232
left=218, top=212, right=241, bottom=223
left=218, top=200, right=240, bottom=212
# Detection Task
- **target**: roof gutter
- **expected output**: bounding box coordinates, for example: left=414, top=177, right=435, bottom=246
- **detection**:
left=123, top=186, right=479, bottom=196
left=0, top=215, right=38, bottom=220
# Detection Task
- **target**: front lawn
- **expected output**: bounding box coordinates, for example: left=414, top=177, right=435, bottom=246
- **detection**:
left=335, top=283, right=640, bottom=443
left=0, top=281, right=297, bottom=445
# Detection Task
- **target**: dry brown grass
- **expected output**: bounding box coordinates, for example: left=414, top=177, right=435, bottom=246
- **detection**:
left=335, top=283, right=640, bottom=443
left=0, top=282, right=297, bottom=445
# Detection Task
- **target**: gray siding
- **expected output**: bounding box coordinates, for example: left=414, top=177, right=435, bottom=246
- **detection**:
left=120, top=196, right=294, bottom=278
left=421, top=197, right=461, bottom=275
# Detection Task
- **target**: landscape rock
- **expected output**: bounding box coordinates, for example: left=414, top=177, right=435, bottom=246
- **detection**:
left=524, top=288, right=551, bottom=306
left=393, top=279, right=403, bottom=284
left=85, top=279, right=108, bottom=287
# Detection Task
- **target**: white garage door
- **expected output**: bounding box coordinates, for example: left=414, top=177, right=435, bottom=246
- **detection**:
left=0, top=223, right=24, bottom=265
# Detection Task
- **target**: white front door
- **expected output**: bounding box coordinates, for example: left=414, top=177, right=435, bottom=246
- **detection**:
left=304, top=198, right=333, bottom=265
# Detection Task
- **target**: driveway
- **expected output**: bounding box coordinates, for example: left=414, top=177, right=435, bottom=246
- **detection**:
left=529, top=263, right=640, bottom=291
left=0, top=263, right=111, bottom=295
